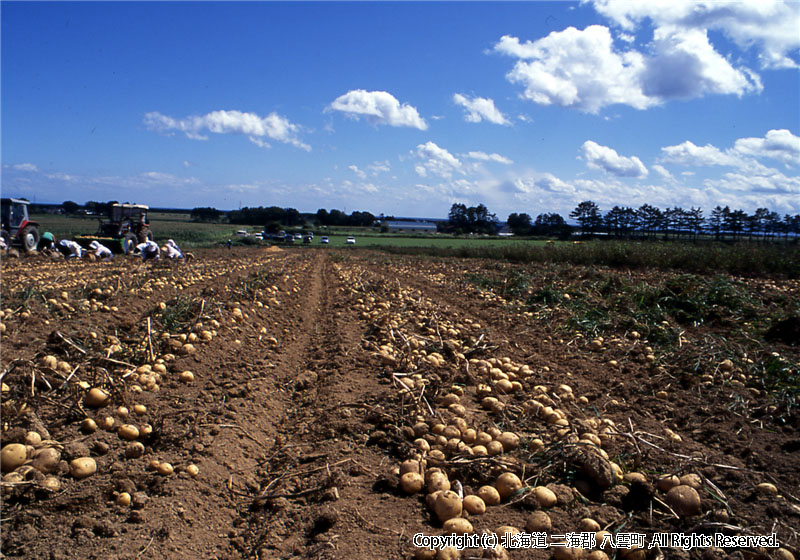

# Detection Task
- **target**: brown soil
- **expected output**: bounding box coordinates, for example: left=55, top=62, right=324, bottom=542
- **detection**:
left=1, top=248, right=798, bottom=560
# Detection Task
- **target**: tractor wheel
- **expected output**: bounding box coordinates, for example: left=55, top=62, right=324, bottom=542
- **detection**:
left=1, top=230, right=11, bottom=251
left=122, top=233, right=138, bottom=255
left=138, top=227, right=152, bottom=244
left=20, top=225, right=40, bottom=254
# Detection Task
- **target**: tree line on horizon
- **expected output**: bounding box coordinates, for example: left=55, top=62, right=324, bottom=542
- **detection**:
left=563, top=201, right=800, bottom=241
left=211, top=205, right=377, bottom=231
left=43, top=199, right=800, bottom=241
left=443, top=201, right=799, bottom=241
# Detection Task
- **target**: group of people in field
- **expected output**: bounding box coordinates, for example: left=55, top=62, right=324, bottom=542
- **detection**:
left=31, top=233, right=187, bottom=262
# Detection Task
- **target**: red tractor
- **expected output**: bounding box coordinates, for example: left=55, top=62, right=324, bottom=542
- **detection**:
left=1, top=198, right=40, bottom=253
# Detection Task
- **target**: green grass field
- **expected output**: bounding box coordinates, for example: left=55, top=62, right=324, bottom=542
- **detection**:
left=311, top=233, right=551, bottom=249
left=30, top=213, right=799, bottom=277
left=31, top=213, right=552, bottom=250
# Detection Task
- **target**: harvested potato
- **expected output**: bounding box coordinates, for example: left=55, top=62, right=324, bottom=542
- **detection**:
left=678, top=473, right=702, bottom=489
left=70, top=457, right=97, bottom=479
left=495, top=432, right=520, bottom=452
left=526, top=511, right=552, bottom=532
left=533, top=486, right=557, bottom=508
left=477, top=485, right=501, bottom=506
left=84, top=387, right=111, bottom=408
left=495, top=472, right=523, bottom=500
left=437, top=548, right=461, bottom=560
left=1, top=443, right=28, bottom=472
left=434, top=490, right=462, bottom=522
left=80, top=418, right=98, bottom=434
left=124, top=442, right=145, bottom=459
left=426, top=471, right=450, bottom=493
left=39, top=476, right=61, bottom=492
left=578, top=518, right=601, bottom=532
left=41, top=355, right=58, bottom=369
left=665, top=485, right=701, bottom=517
left=400, top=472, right=425, bottom=494
left=400, top=459, right=422, bottom=476
left=118, top=424, right=140, bottom=441
left=462, top=495, right=486, bottom=515
left=755, top=482, right=778, bottom=496
left=656, top=474, right=680, bottom=492
left=442, top=517, right=473, bottom=533
left=486, top=440, right=504, bottom=456
left=496, top=526, right=520, bottom=537
left=31, top=448, right=61, bottom=473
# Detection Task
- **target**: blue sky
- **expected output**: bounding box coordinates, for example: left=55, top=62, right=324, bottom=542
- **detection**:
left=2, top=1, right=799, bottom=220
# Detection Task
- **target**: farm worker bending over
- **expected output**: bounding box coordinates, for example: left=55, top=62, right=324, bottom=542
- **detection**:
left=135, top=239, right=161, bottom=261
left=38, top=232, right=56, bottom=252
left=58, top=239, right=85, bottom=259
left=163, top=239, right=184, bottom=259
left=89, top=240, right=114, bottom=261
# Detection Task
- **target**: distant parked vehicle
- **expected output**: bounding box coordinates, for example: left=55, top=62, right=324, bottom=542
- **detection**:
left=236, top=230, right=249, bottom=237
left=303, top=235, right=312, bottom=244
left=320, top=236, right=329, bottom=244
left=346, top=236, right=356, bottom=245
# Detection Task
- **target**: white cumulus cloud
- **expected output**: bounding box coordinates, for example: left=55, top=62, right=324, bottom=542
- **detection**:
left=12, top=163, right=39, bottom=172
left=652, top=164, right=676, bottom=181
left=348, top=161, right=391, bottom=180
left=464, top=151, right=513, bottom=165
left=368, top=161, right=391, bottom=174
left=708, top=167, right=800, bottom=195
left=452, top=94, right=511, bottom=125
left=144, top=110, right=310, bottom=151
left=327, top=90, right=428, bottom=130
left=494, top=24, right=761, bottom=113
left=494, top=26, right=653, bottom=113
left=414, top=141, right=463, bottom=179
left=581, top=140, right=648, bottom=177
left=733, top=129, right=800, bottom=166
left=642, top=27, right=762, bottom=99
left=660, top=140, right=742, bottom=167
left=348, top=165, right=367, bottom=179
left=589, top=0, right=800, bottom=69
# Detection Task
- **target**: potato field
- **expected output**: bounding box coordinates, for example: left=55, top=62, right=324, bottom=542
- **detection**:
left=1, top=248, right=798, bottom=560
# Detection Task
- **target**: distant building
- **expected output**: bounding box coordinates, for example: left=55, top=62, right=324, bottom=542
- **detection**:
left=385, top=220, right=438, bottom=233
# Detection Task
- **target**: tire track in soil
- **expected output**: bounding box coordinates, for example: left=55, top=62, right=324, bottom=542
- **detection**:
left=242, top=253, right=431, bottom=560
